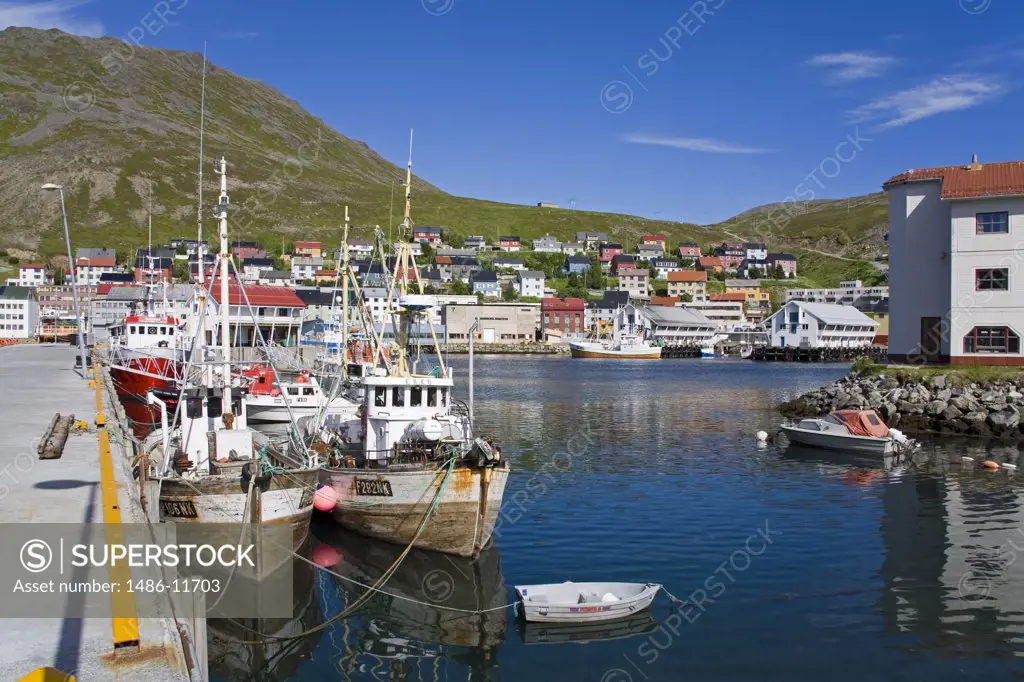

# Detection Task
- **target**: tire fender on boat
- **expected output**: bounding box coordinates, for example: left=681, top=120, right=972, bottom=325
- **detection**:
left=241, top=461, right=273, bottom=492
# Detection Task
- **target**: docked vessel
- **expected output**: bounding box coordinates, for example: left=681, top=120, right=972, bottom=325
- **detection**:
left=317, top=136, right=510, bottom=558
left=242, top=365, right=360, bottom=424
left=142, top=158, right=319, bottom=566
left=570, top=307, right=661, bottom=359
left=779, top=409, right=914, bottom=456
left=515, top=582, right=661, bottom=624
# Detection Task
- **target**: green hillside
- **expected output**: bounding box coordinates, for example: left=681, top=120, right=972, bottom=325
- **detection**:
left=0, top=27, right=888, bottom=289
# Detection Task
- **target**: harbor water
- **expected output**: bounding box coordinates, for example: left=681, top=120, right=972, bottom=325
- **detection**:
left=128, top=357, right=1024, bottom=681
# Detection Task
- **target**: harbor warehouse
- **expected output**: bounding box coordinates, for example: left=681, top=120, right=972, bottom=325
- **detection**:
left=443, top=303, right=540, bottom=343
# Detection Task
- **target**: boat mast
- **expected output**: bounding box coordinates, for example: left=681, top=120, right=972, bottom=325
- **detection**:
left=341, top=206, right=349, bottom=382
left=400, top=128, right=413, bottom=242
left=217, top=157, right=232, bottom=412
left=196, top=43, right=208, bottom=286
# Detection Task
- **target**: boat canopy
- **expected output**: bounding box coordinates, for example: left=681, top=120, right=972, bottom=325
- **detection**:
left=832, top=410, right=889, bottom=438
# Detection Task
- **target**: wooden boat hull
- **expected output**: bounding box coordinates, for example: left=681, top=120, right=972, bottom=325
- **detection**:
left=779, top=425, right=893, bottom=455
left=319, top=464, right=509, bottom=557
left=157, top=466, right=319, bottom=569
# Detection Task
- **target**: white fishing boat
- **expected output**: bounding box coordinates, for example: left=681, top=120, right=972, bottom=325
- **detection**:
left=317, top=133, right=510, bottom=558
left=243, top=366, right=360, bottom=424
left=515, top=582, right=661, bottom=624
left=570, top=306, right=661, bottom=359
left=142, top=158, right=318, bottom=566
left=779, top=409, right=914, bottom=456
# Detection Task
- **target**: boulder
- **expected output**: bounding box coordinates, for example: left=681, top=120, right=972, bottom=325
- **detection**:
left=898, top=400, right=924, bottom=415
left=931, top=375, right=947, bottom=389
left=962, top=411, right=988, bottom=425
left=880, top=402, right=898, bottom=420
left=980, top=391, right=1005, bottom=405
left=926, top=400, right=947, bottom=416
left=939, top=405, right=963, bottom=421
left=988, top=407, right=1021, bottom=431
left=936, top=388, right=952, bottom=402
left=867, top=391, right=884, bottom=408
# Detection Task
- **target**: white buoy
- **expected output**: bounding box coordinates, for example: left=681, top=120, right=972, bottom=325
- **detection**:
left=1003, top=463, right=1018, bottom=473
left=961, top=456, right=975, bottom=463
left=756, top=430, right=768, bottom=443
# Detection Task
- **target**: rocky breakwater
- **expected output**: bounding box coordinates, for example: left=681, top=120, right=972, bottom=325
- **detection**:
left=780, top=372, right=1024, bottom=440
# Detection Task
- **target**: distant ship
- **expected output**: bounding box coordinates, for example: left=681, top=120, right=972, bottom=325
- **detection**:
left=569, top=305, right=661, bottom=359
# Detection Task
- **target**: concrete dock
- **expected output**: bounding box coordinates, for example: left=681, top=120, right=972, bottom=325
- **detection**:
left=0, top=344, right=193, bottom=682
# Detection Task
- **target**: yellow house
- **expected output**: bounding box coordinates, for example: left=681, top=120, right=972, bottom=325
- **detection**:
left=725, top=279, right=770, bottom=305
left=667, top=271, right=707, bottom=301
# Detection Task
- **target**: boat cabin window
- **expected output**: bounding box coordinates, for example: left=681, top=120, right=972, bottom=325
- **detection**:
left=186, top=396, right=203, bottom=419
left=302, top=387, right=315, bottom=396
left=393, top=387, right=405, bottom=407
left=824, top=415, right=843, bottom=426
left=130, top=325, right=137, bottom=334
left=798, top=420, right=821, bottom=430
left=440, top=388, right=447, bottom=407
left=427, top=387, right=438, bottom=407
left=374, top=387, right=386, bottom=407
left=287, top=387, right=300, bottom=396
left=410, top=387, right=422, bottom=407
left=866, top=414, right=881, bottom=426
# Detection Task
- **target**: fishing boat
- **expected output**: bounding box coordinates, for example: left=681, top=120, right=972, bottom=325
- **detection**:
left=570, top=306, right=661, bottom=359
left=317, top=133, right=510, bottom=558
left=141, top=158, right=319, bottom=565
left=514, top=582, right=661, bottom=623
left=243, top=366, right=360, bottom=424
left=779, top=409, right=914, bottom=456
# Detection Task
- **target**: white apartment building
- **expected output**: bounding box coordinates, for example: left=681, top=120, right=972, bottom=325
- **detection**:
left=635, top=305, right=717, bottom=346
left=683, top=300, right=746, bottom=330
left=516, top=270, right=545, bottom=298
left=0, top=286, right=39, bottom=339
left=885, top=158, right=1024, bottom=364
left=362, top=287, right=401, bottom=323
left=16, top=263, right=49, bottom=287
left=291, top=257, right=324, bottom=283
left=766, top=300, right=877, bottom=349
left=786, top=280, right=889, bottom=307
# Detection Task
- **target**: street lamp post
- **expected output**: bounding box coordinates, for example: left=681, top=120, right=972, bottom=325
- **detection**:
left=42, top=183, right=88, bottom=377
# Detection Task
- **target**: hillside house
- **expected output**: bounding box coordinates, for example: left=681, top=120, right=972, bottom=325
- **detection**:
left=16, top=263, right=50, bottom=287
left=498, top=236, right=521, bottom=253
left=599, top=243, right=624, bottom=271
left=565, top=255, right=591, bottom=276
left=677, top=242, right=701, bottom=261
left=561, top=242, right=585, bottom=255
left=294, top=241, right=322, bottom=258
left=697, top=256, right=724, bottom=273
left=542, top=297, right=585, bottom=336
left=493, top=257, right=526, bottom=272
left=667, top=270, right=708, bottom=301
left=617, top=266, right=650, bottom=299
left=413, top=226, right=443, bottom=245
left=766, top=253, right=798, bottom=277
left=532, top=235, right=562, bottom=253
left=577, top=232, right=609, bottom=250
left=516, top=270, right=545, bottom=298
left=650, top=258, right=682, bottom=280
left=470, top=270, right=501, bottom=297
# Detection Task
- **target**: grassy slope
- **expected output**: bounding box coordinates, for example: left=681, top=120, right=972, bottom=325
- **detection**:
left=0, top=28, right=888, bottom=288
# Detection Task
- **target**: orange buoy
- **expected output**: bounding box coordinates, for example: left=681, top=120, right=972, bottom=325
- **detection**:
left=983, top=460, right=1001, bottom=471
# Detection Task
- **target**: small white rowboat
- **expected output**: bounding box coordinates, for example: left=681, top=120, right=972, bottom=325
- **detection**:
left=515, top=581, right=661, bottom=623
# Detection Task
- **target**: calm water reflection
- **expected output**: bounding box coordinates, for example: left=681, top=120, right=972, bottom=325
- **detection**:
left=149, top=357, right=1024, bottom=681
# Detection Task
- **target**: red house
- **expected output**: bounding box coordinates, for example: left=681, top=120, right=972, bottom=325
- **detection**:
left=542, top=297, right=585, bottom=335
left=641, top=234, right=667, bottom=249
left=677, top=242, right=701, bottom=259
left=498, top=235, right=521, bottom=252
left=599, top=242, right=624, bottom=267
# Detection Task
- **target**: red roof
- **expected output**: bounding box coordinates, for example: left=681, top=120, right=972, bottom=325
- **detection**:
left=541, top=297, right=585, bottom=311
left=884, top=160, right=1024, bottom=199
left=649, top=296, right=679, bottom=306
left=294, top=241, right=321, bottom=249
left=710, top=292, right=747, bottom=302
left=20, top=263, right=46, bottom=269
left=210, top=281, right=305, bottom=307
left=435, top=255, right=453, bottom=265
left=667, top=270, right=707, bottom=282
left=642, top=234, right=666, bottom=242
left=618, top=266, right=647, bottom=277
left=315, top=269, right=338, bottom=277
left=698, top=256, right=723, bottom=269
left=77, top=257, right=116, bottom=267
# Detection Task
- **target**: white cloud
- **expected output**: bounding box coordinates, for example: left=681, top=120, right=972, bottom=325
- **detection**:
left=622, top=134, right=775, bottom=155
left=807, top=52, right=895, bottom=81
left=0, top=0, right=103, bottom=37
left=848, top=74, right=1004, bottom=129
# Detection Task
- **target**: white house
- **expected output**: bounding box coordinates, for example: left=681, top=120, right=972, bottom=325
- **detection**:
left=362, top=287, right=401, bottom=323
left=786, top=280, right=889, bottom=308
left=346, top=239, right=374, bottom=257
left=16, top=263, right=49, bottom=287
left=493, top=257, right=526, bottom=272
left=516, top=270, right=545, bottom=298
left=291, top=256, right=324, bottom=283
left=560, top=242, right=585, bottom=255
left=885, top=158, right=1024, bottom=365
left=532, top=235, right=562, bottom=253
left=743, top=242, right=768, bottom=261
left=617, top=266, right=650, bottom=299
left=767, top=300, right=877, bottom=349
left=683, top=300, right=746, bottom=330
left=0, top=285, right=39, bottom=339
left=636, top=304, right=717, bottom=347
left=650, top=258, right=682, bottom=280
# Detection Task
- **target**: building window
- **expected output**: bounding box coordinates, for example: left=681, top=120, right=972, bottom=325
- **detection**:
left=976, top=268, right=1009, bottom=291
left=963, top=326, right=1020, bottom=353
left=976, top=212, right=1010, bottom=234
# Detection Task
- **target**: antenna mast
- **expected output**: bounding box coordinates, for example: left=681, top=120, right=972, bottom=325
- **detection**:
left=216, top=157, right=232, bottom=411
left=197, top=43, right=208, bottom=285
left=399, top=128, right=413, bottom=241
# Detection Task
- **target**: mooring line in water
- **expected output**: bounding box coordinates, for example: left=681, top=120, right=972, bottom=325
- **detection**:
left=226, top=455, right=468, bottom=644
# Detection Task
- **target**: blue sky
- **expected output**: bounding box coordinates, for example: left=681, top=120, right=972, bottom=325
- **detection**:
left=3, top=0, right=1024, bottom=224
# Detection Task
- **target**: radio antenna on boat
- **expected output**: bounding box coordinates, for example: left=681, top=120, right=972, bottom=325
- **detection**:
left=196, top=42, right=208, bottom=286
left=399, top=128, right=413, bottom=241
left=216, top=156, right=232, bottom=414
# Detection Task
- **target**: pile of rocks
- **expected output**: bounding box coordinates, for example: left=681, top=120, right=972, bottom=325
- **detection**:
left=779, top=372, right=1024, bottom=439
